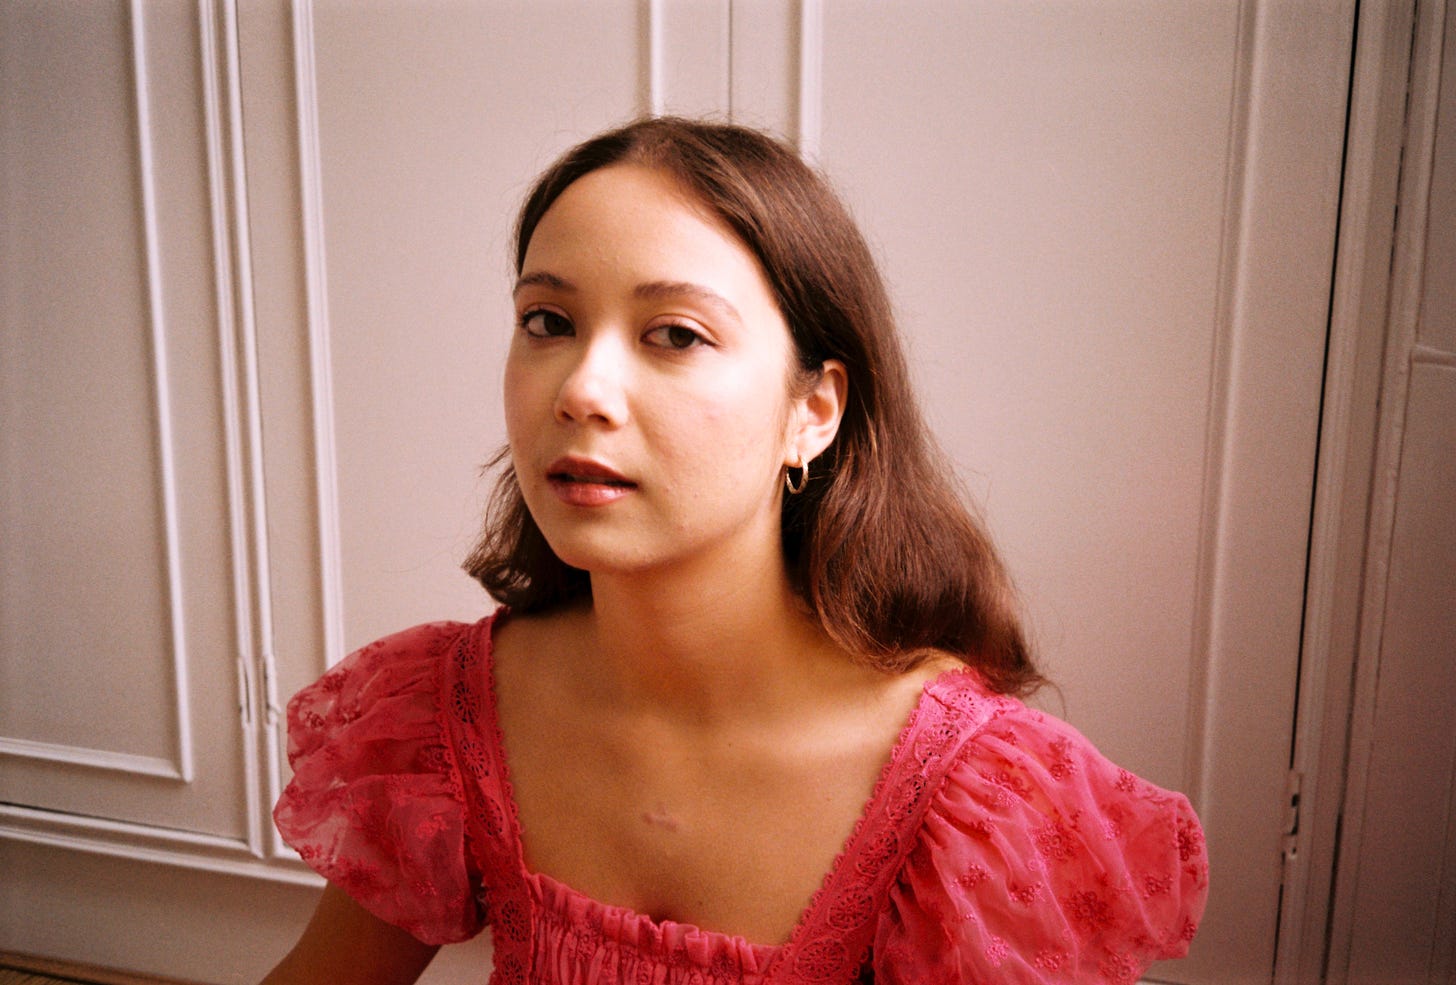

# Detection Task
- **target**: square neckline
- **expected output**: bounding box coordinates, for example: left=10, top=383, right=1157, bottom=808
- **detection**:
left=469, top=609, right=977, bottom=957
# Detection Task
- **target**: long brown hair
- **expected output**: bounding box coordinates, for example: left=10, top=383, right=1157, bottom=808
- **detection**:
left=464, top=117, right=1042, bottom=696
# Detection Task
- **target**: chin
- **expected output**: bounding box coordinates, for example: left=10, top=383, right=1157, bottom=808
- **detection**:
left=537, top=530, right=655, bottom=576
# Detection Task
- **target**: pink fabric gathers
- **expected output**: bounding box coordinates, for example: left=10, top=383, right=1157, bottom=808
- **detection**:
left=274, top=613, right=1209, bottom=984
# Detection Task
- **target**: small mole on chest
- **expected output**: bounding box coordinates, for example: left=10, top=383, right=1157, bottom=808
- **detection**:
left=641, top=804, right=681, bottom=832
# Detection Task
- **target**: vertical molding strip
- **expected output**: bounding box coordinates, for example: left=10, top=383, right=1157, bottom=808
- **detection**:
left=719, top=0, right=733, bottom=118
left=647, top=0, right=665, bottom=116
left=1184, top=0, right=1259, bottom=810
left=221, top=0, right=273, bottom=855
left=129, top=0, right=194, bottom=785
left=197, top=0, right=254, bottom=847
left=796, top=0, right=823, bottom=161
left=197, top=0, right=272, bottom=856
left=280, top=0, right=346, bottom=857
left=1273, top=3, right=1417, bottom=979
left=291, top=0, right=345, bottom=674
left=1325, top=1, right=1448, bottom=977
left=1184, top=0, right=1356, bottom=972
left=221, top=0, right=272, bottom=858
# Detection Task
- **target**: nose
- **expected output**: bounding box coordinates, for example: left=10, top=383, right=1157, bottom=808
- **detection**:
left=553, top=334, right=629, bottom=427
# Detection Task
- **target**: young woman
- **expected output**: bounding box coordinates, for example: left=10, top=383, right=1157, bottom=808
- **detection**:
left=265, top=117, right=1208, bottom=984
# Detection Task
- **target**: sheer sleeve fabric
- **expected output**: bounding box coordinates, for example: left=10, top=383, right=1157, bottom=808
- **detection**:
left=873, top=704, right=1208, bottom=984
left=273, top=622, right=484, bottom=945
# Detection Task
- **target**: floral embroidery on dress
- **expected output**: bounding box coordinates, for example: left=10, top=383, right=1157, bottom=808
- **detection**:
left=1033, top=818, right=1080, bottom=863
left=957, top=865, right=991, bottom=890
left=1034, top=947, right=1069, bottom=971
left=1008, top=881, right=1043, bottom=906
left=1064, top=889, right=1117, bottom=935
left=1047, top=737, right=1078, bottom=780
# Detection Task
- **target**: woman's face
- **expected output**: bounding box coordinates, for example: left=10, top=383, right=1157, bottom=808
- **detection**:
left=504, top=164, right=832, bottom=579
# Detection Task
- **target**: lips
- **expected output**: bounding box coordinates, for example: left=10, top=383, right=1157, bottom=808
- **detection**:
left=544, top=456, right=636, bottom=506
left=545, top=457, right=635, bottom=486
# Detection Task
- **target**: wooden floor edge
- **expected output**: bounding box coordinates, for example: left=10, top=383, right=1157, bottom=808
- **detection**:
left=0, top=952, right=208, bottom=985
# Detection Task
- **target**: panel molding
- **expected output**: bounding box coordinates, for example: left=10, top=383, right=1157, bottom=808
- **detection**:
left=643, top=0, right=729, bottom=119
left=134, top=0, right=204, bottom=788
left=795, top=0, right=823, bottom=160
left=291, top=0, right=346, bottom=679
left=0, top=803, right=318, bottom=887
left=1185, top=0, right=1256, bottom=810
left=0, top=738, right=182, bottom=780
left=134, top=0, right=199, bottom=786
left=2, top=0, right=196, bottom=786
left=646, top=0, right=664, bottom=116
left=267, top=0, right=345, bottom=860
left=645, top=0, right=820, bottom=155
left=197, top=0, right=270, bottom=857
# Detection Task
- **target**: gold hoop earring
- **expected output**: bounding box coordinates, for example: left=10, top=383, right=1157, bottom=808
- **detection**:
left=785, top=454, right=809, bottom=495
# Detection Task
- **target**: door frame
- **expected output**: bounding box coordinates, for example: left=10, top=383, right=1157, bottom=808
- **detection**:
left=1275, top=0, right=1447, bottom=980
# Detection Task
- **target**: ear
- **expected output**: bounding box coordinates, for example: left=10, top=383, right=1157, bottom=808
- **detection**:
left=787, top=359, right=848, bottom=466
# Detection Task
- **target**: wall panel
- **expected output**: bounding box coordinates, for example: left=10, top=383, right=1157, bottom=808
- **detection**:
left=0, top=0, right=183, bottom=777
left=0, top=0, right=259, bottom=861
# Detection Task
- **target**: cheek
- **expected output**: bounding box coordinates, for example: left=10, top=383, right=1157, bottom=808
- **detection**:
left=501, top=358, right=541, bottom=441
left=682, top=378, right=794, bottom=468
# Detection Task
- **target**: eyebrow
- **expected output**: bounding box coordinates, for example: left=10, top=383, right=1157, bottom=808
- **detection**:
left=633, top=281, right=743, bottom=325
left=513, top=272, right=743, bottom=325
left=513, top=270, right=573, bottom=295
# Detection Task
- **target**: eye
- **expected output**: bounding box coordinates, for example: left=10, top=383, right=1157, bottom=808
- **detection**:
left=520, top=309, right=573, bottom=338
left=644, top=323, right=708, bottom=350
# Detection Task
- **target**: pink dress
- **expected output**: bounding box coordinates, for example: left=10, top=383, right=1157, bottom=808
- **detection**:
left=274, top=612, right=1208, bottom=984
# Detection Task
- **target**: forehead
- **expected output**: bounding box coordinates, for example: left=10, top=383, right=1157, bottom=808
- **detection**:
left=523, top=165, right=761, bottom=281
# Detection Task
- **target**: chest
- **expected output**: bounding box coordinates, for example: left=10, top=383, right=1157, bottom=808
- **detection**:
left=502, top=706, right=892, bottom=945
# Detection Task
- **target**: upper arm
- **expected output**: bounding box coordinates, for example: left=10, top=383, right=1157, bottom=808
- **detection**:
left=261, top=884, right=441, bottom=985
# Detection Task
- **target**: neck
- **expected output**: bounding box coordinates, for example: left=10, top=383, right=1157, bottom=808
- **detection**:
left=577, top=554, right=851, bottom=723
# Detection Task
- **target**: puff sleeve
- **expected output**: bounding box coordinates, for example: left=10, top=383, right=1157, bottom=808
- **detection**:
left=872, top=704, right=1209, bottom=984
left=273, top=622, right=485, bottom=945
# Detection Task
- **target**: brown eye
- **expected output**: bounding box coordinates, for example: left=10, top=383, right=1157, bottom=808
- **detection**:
left=666, top=325, right=700, bottom=348
left=646, top=324, right=707, bottom=350
left=521, top=310, right=573, bottom=338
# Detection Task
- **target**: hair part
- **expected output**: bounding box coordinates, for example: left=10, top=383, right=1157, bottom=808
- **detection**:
left=464, top=116, right=1042, bottom=696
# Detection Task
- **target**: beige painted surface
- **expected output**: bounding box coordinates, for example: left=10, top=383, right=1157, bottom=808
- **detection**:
left=1323, top=3, right=1456, bottom=981
left=819, top=0, right=1237, bottom=789
left=0, top=2, right=1392, bottom=983
left=1420, top=1, right=1456, bottom=355
left=1336, top=361, right=1456, bottom=981
left=0, top=0, right=252, bottom=842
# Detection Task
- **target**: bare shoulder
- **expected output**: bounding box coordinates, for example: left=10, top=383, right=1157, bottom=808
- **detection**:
left=883, top=648, right=968, bottom=699
left=806, top=647, right=968, bottom=755
left=910, top=647, right=969, bottom=680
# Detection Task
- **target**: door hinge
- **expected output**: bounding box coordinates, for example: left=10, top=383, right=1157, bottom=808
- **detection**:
left=1280, top=768, right=1302, bottom=886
